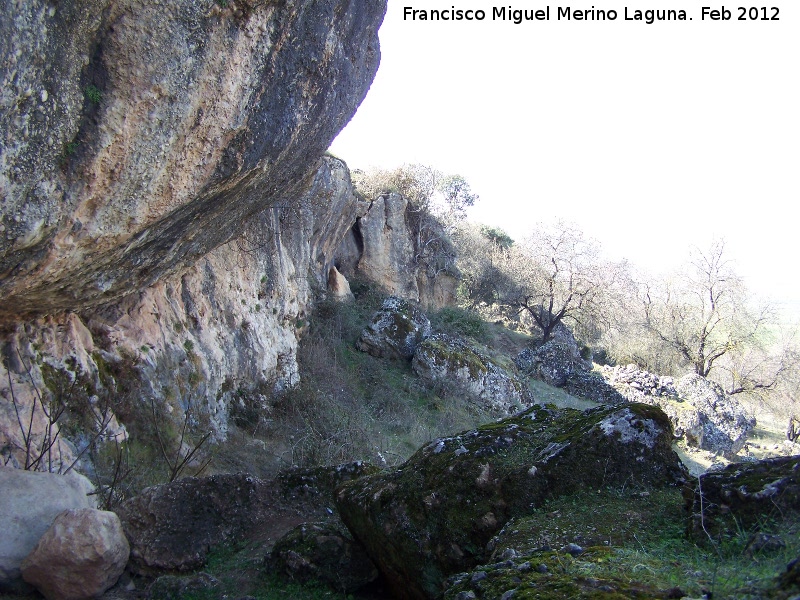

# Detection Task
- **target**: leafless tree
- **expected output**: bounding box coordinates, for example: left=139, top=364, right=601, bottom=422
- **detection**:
left=640, top=240, right=774, bottom=379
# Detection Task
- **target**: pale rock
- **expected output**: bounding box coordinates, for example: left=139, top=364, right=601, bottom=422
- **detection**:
left=327, top=266, right=354, bottom=302
left=21, top=508, right=129, bottom=600
left=0, top=468, right=95, bottom=590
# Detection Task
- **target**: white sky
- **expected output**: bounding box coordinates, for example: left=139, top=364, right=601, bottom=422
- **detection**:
left=329, top=1, right=800, bottom=315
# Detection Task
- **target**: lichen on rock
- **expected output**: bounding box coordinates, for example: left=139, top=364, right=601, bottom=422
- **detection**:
left=335, top=403, right=686, bottom=600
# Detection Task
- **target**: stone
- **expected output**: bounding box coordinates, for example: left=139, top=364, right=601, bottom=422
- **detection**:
left=20, top=508, right=129, bottom=600
left=597, top=366, right=756, bottom=456
left=674, top=374, right=755, bottom=456
left=0, top=468, right=95, bottom=590
left=336, top=404, right=686, bottom=600
left=357, top=296, right=432, bottom=360
left=327, top=266, right=354, bottom=301
left=117, top=473, right=270, bottom=575
left=0, top=0, right=386, bottom=318
left=685, top=455, right=800, bottom=540
left=117, top=463, right=377, bottom=575
left=514, top=325, right=588, bottom=388
left=268, top=522, right=378, bottom=592
left=413, top=333, right=530, bottom=416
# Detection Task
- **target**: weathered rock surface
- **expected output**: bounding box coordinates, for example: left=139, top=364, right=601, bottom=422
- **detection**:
left=336, top=192, right=458, bottom=310
left=336, top=404, right=686, bottom=600
left=0, top=157, right=369, bottom=460
left=268, top=522, right=379, bottom=592
left=597, top=366, right=756, bottom=456
left=600, top=364, right=678, bottom=401
left=685, top=455, right=800, bottom=540
left=0, top=0, right=385, bottom=318
left=357, top=296, right=432, bottom=360
left=674, top=374, right=755, bottom=456
left=20, top=508, right=129, bottom=600
left=117, top=473, right=266, bottom=575
left=147, top=572, right=220, bottom=600
left=413, top=334, right=530, bottom=416
left=0, top=468, right=95, bottom=590
left=443, top=549, right=677, bottom=600
left=515, top=334, right=587, bottom=388
left=117, top=463, right=376, bottom=575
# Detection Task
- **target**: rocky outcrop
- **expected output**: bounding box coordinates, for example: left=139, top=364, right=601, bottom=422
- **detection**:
left=0, top=468, right=95, bottom=590
left=356, top=296, right=432, bottom=360
left=597, top=366, right=755, bottom=456
left=685, top=455, right=800, bottom=540
left=601, top=364, right=678, bottom=401
left=0, top=0, right=385, bottom=318
left=0, top=156, right=372, bottom=463
left=335, top=193, right=458, bottom=310
left=515, top=326, right=588, bottom=388
left=674, top=374, right=755, bottom=456
left=336, top=404, right=686, bottom=600
left=413, top=334, right=530, bottom=416
left=268, top=522, right=379, bottom=592
left=20, top=508, right=129, bottom=600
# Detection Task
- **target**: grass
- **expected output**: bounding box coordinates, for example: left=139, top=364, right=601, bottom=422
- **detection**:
left=468, top=486, right=800, bottom=599
left=148, top=542, right=355, bottom=600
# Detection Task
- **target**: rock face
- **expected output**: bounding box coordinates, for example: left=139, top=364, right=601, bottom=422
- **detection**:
left=413, top=334, right=530, bottom=416
left=0, top=0, right=385, bottom=318
left=357, top=296, right=432, bottom=360
left=268, top=522, right=379, bottom=592
left=335, top=193, right=458, bottom=310
left=336, top=404, right=686, bottom=600
left=0, top=468, right=95, bottom=590
left=685, top=455, right=800, bottom=540
left=20, top=508, right=129, bottom=600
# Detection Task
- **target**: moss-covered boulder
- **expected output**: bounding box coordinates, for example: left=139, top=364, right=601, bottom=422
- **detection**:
left=685, top=455, right=800, bottom=541
left=267, top=522, right=378, bottom=592
left=413, top=334, right=531, bottom=415
left=443, top=548, right=678, bottom=600
left=356, top=296, right=432, bottom=360
left=336, top=404, right=687, bottom=600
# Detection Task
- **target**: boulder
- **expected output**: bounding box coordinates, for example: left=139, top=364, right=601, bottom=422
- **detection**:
left=117, top=473, right=271, bottom=575
left=674, top=374, right=755, bottom=456
left=685, top=455, right=800, bottom=540
left=268, top=522, right=378, bottom=592
left=0, top=467, right=95, bottom=590
left=20, top=508, right=129, bottom=600
left=413, top=334, right=530, bottom=416
left=327, top=266, right=355, bottom=302
left=600, top=364, right=677, bottom=401
left=357, top=296, right=432, bottom=360
left=117, top=463, right=377, bottom=575
left=336, top=404, right=687, bottom=600
left=515, top=325, right=588, bottom=388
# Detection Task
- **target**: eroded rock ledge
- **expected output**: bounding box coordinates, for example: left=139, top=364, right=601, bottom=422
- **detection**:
left=0, top=0, right=385, bottom=317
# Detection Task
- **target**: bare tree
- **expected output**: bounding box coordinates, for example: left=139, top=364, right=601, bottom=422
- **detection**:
left=500, top=221, right=612, bottom=344
left=640, top=240, right=774, bottom=379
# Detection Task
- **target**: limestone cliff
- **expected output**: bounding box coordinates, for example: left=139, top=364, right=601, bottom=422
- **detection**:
left=0, top=0, right=385, bottom=318
left=0, top=156, right=364, bottom=468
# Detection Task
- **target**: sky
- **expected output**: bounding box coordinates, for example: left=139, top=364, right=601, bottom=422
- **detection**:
left=329, top=1, right=800, bottom=315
